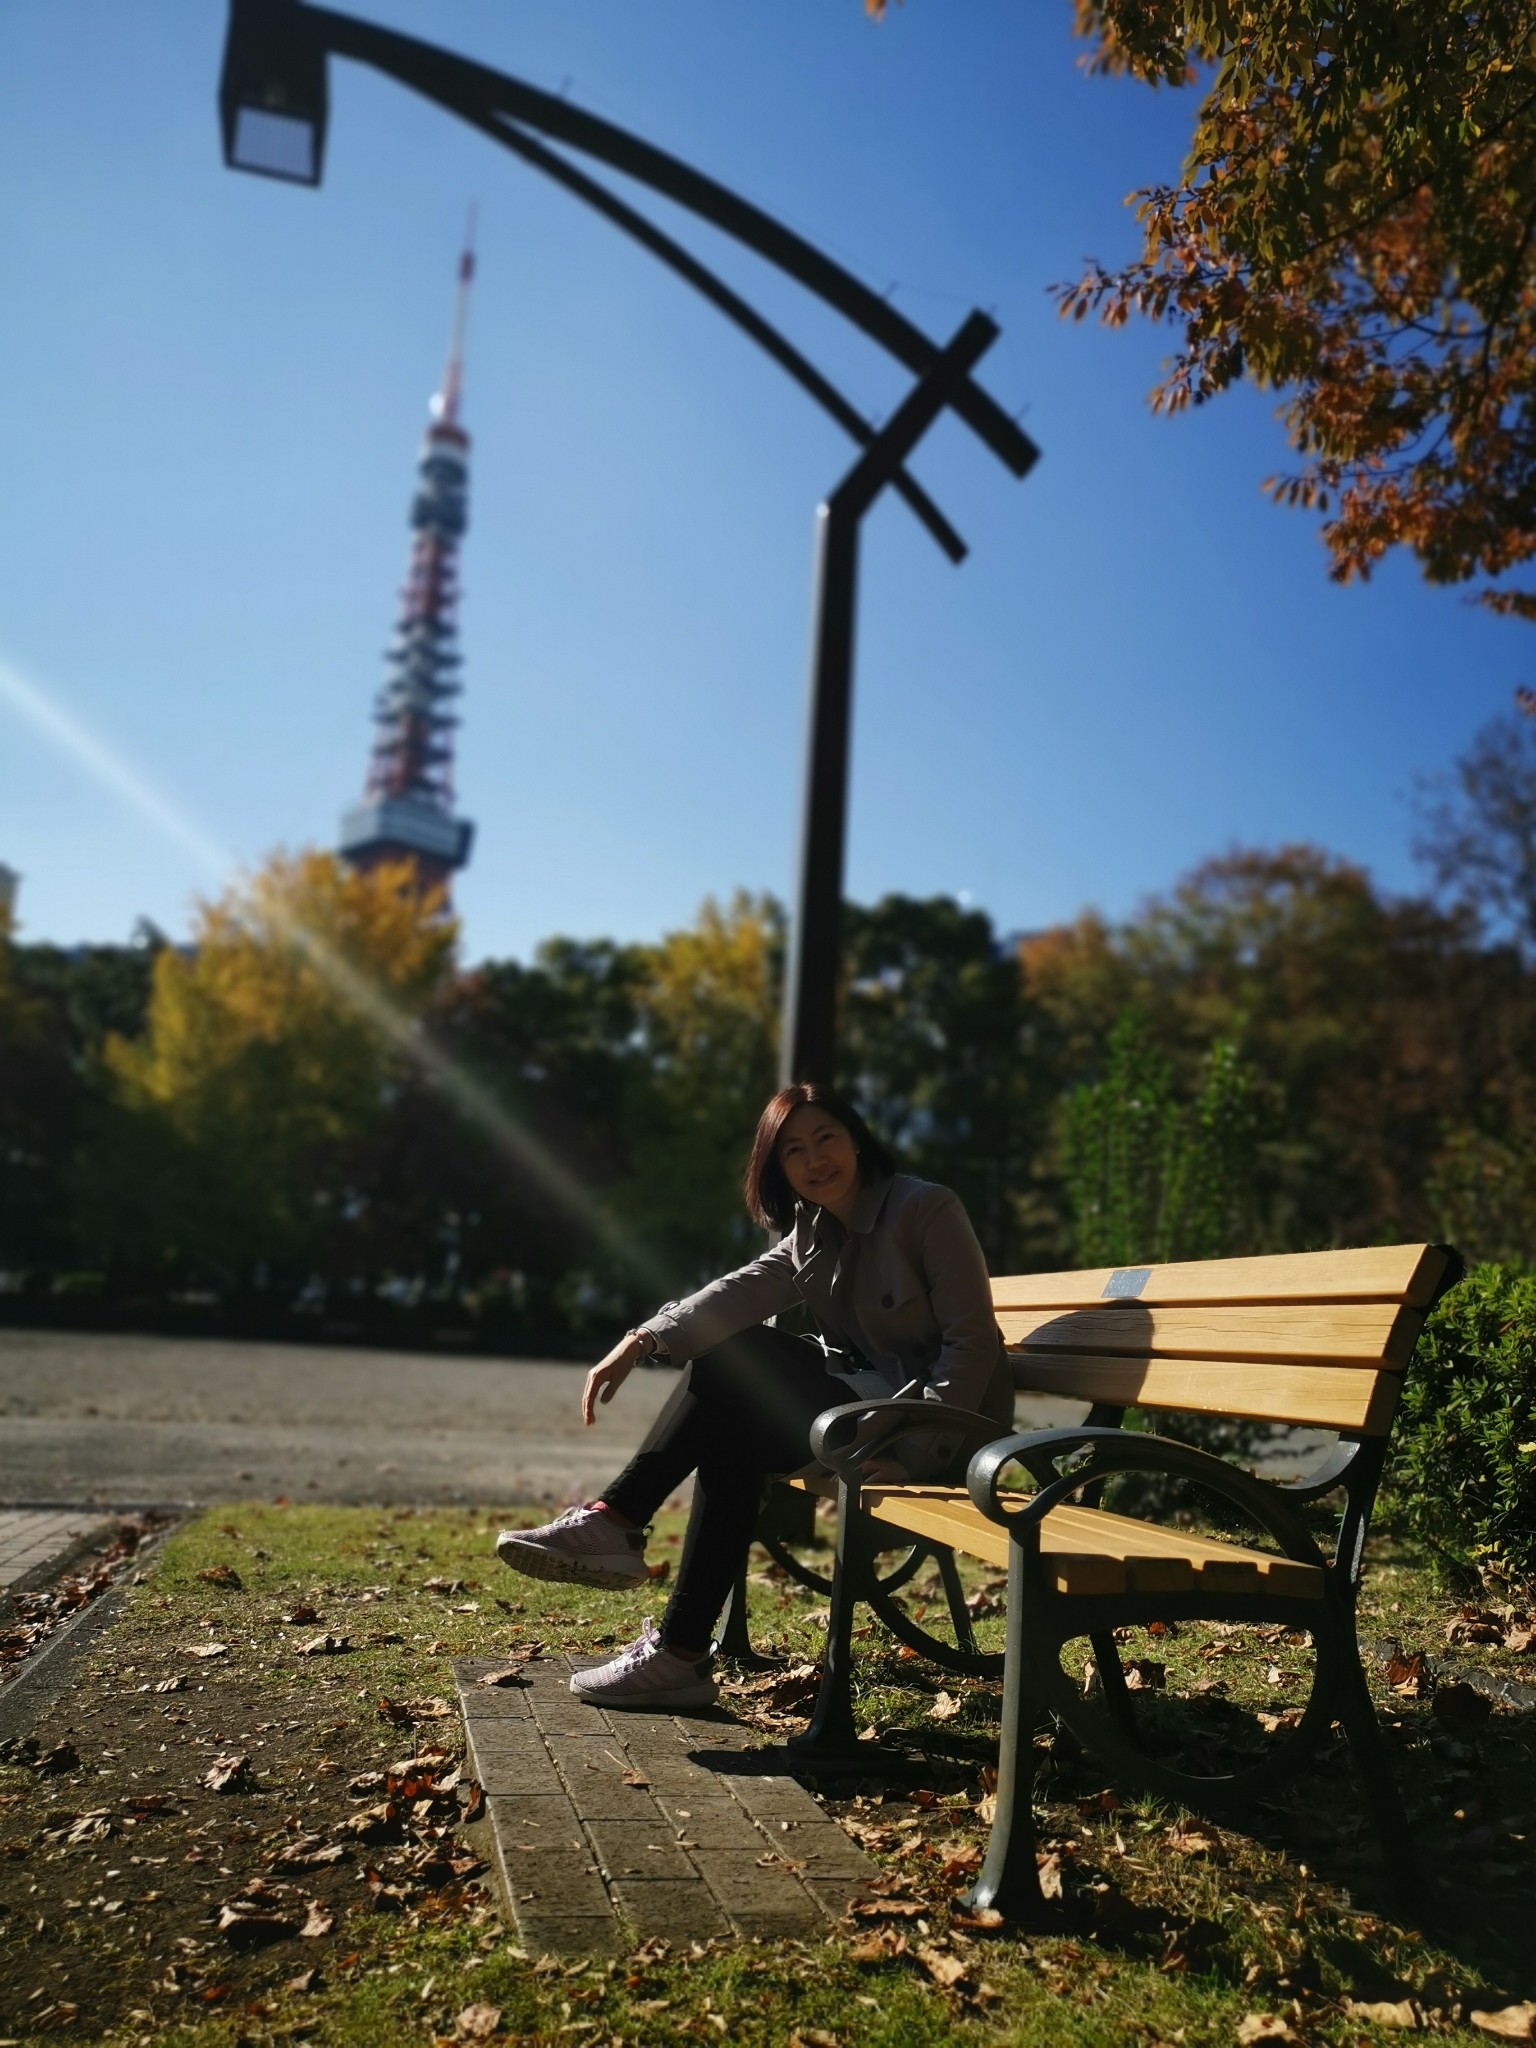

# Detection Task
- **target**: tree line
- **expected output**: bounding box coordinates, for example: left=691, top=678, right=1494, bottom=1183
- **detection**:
left=3, top=708, right=1535, bottom=1355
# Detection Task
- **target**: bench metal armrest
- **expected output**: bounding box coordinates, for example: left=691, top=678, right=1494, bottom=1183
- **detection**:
left=809, top=1398, right=1011, bottom=1485
left=966, top=1425, right=1327, bottom=1568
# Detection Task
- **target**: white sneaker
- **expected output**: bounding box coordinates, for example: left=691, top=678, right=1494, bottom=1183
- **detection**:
left=569, top=1619, right=719, bottom=1711
left=496, top=1506, right=649, bottom=1590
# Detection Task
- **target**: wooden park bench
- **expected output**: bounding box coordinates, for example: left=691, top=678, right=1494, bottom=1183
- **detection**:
left=778, top=1242, right=1463, bottom=1920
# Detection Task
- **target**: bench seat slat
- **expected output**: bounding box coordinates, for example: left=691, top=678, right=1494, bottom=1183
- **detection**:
left=998, top=1301, right=1417, bottom=1367
left=1006, top=1354, right=1401, bottom=1433
left=856, top=1487, right=1325, bottom=1600
left=991, top=1244, right=1448, bottom=1313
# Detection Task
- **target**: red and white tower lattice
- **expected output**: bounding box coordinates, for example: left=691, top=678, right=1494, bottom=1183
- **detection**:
left=339, top=228, right=478, bottom=893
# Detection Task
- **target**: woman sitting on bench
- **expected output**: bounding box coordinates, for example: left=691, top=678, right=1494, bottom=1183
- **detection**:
left=496, top=1080, right=1012, bottom=1712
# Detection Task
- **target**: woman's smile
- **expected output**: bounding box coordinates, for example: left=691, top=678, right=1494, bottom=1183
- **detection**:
left=776, top=1104, right=861, bottom=1221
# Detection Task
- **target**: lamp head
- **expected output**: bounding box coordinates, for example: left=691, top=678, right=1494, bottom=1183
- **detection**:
left=219, top=0, right=328, bottom=187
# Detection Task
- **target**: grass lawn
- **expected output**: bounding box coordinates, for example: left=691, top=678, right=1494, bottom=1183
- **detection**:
left=0, top=1499, right=1531, bottom=2047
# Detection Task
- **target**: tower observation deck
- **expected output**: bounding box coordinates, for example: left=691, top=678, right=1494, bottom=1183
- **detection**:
left=339, top=229, right=477, bottom=893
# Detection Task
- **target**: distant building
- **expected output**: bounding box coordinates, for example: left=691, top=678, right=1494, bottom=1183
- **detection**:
left=339, top=228, right=478, bottom=897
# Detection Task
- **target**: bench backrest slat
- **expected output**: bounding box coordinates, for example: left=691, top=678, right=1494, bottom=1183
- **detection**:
left=991, top=1244, right=1449, bottom=1311
left=992, top=1242, right=1447, bottom=1435
left=998, top=1301, right=1419, bottom=1369
left=1011, top=1354, right=1401, bottom=1434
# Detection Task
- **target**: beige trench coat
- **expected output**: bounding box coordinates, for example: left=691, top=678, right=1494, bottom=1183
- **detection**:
left=645, top=1173, right=1011, bottom=1475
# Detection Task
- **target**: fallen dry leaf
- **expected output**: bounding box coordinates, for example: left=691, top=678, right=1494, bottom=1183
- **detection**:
left=621, top=1768, right=650, bottom=1787
left=1446, top=1609, right=1506, bottom=1647
left=1122, top=1658, right=1166, bottom=1691
left=1257, top=1708, right=1306, bottom=1734
left=1386, top=1650, right=1430, bottom=1698
left=476, top=1667, right=529, bottom=1690
left=406, top=1696, right=455, bottom=1720
left=287, top=1967, right=320, bottom=1994
left=196, top=1565, right=242, bottom=1590
left=34, top=1740, right=80, bottom=1775
left=202, top=1753, right=257, bottom=1795
left=917, top=1943, right=969, bottom=1989
left=182, top=1642, right=229, bottom=1661
left=455, top=2002, right=503, bottom=2040
left=1505, top=1625, right=1535, bottom=1654
left=1236, top=2017, right=1296, bottom=2044
left=850, top=1896, right=926, bottom=1919
left=1344, top=1998, right=1419, bottom=2028
left=298, top=1632, right=352, bottom=1657
left=1036, top=1851, right=1063, bottom=1900
left=787, top=2032, right=840, bottom=2048
left=272, top=1840, right=349, bottom=1872
left=1166, top=1823, right=1219, bottom=1856
left=950, top=1905, right=1005, bottom=1930
left=928, top=1691, right=962, bottom=1722
left=282, top=1602, right=320, bottom=1625
left=1470, top=2006, right=1536, bottom=2042
left=218, top=1896, right=298, bottom=1948
left=1432, top=1681, right=1494, bottom=1730
left=153, top=1673, right=186, bottom=1694
left=377, top=1697, right=411, bottom=1726
left=422, top=1576, right=466, bottom=1595
left=300, top=1899, right=335, bottom=1938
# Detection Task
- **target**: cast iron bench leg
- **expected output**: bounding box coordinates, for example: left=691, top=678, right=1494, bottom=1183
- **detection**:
left=1089, top=1629, right=1137, bottom=1738
left=935, top=1546, right=979, bottom=1662
left=962, top=1536, right=1053, bottom=1921
left=790, top=1480, right=869, bottom=1758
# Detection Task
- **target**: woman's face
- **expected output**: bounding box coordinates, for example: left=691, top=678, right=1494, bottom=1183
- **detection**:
left=776, top=1104, right=861, bottom=1214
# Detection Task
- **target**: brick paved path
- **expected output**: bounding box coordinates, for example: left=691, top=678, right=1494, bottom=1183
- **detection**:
left=0, top=1510, right=109, bottom=1593
left=453, top=1656, right=876, bottom=1955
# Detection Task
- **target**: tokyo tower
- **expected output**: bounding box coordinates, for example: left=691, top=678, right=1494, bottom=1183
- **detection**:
left=339, top=228, right=478, bottom=893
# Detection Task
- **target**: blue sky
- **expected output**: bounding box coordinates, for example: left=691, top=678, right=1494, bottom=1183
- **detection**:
left=0, top=1, right=1520, bottom=962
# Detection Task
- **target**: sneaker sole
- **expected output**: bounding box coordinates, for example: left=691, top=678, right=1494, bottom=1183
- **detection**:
left=495, top=1537, right=647, bottom=1592
left=569, top=1680, right=720, bottom=1712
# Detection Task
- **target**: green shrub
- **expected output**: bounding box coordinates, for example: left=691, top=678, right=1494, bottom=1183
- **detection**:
left=1388, top=1261, right=1536, bottom=1589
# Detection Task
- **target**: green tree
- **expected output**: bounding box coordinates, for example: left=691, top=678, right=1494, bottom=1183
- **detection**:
left=1027, top=846, right=1536, bottom=1252
left=80, top=851, right=456, bottom=1288
left=840, top=894, right=1053, bottom=1271
left=1064, top=1012, right=1258, bottom=1266
left=1059, top=0, right=1536, bottom=615
left=621, top=891, right=783, bottom=1287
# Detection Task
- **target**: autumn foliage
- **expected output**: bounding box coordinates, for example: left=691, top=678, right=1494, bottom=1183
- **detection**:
left=1058, top=0, right=1536, bottom=614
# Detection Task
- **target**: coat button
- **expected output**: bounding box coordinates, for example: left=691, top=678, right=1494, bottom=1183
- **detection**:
left=881, top=1292, right=894, bottom=1309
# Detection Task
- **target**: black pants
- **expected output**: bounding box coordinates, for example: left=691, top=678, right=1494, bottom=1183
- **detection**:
left=601, top=1324, right=840, bottom=1650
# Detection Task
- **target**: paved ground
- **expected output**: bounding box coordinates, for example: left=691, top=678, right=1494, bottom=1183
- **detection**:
left=0, top=1509, right=112, bottom=1590
left=0, top=1331, right=679, bottom=1509
left=454, top=1654, right=875, bottom=1953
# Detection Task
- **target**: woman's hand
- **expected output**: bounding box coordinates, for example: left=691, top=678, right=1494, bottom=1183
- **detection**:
left=582, top=1333, right=645, bottom=1426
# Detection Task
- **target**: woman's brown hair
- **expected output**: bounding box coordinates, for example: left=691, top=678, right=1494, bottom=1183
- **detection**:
left=743, top=1083, right=897, bottom=1232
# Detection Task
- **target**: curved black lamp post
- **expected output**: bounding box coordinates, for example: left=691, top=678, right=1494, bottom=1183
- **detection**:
left=219, top=0, right=1039, bottom=1085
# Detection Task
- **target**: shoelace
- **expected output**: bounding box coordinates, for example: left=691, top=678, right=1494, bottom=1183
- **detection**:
left=606, top=1619, right=661, bottom=1676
